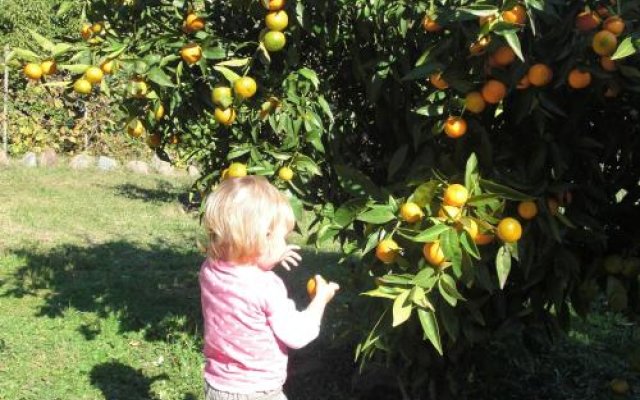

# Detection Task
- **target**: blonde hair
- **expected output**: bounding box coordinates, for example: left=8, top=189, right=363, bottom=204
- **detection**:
left=204, top=175, right=295, bottom=262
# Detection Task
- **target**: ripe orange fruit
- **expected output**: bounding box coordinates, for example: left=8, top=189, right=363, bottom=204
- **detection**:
left=438, top=205, right=462, bottom=221
left=517, top=75, right=531, bottom=89
left=264, top=0, right=286, bottom=11
left=146, top=133, right=162, bottom=148
left=444, top=116, right=467, bottom=138
left=214, top=107, right=236, bottom=126
left=227, top=162, right=248, bottom=178
left=422, top=15, right=442, bottom=32
left=600, top=56, right=617, bottom=71
left=444, top=184, right=469, bottom=207
left=265, top=11, right=289, bottom=31
left=547, top=198, right=560, bottom=216
left=497, top=217, right=522, bottom=243
left=458, top=218, right=479, bottom=240
left=479, top=15, right=496, bottom=26
left=73, top=78, right=92, bottom=95
left=568, top=69, right=592, bottom=89
left=212, top=86, right=233, bottom=107
left=263, top=30, right=286, bottom=52
left=24, top=63, right=43, bottom=80
left=180, top=43, right=202, bottom=65
left=400, top=202, right=424, bottom=223
left=40, top=60, right=56, bottom=76
left=502, top=5, right=527, bottom=25
left=234, top=76, right=258, bottom=99
left=84, top=66, right=104, bottom=85
left=603, top=16, right=625, bottom=36
left=481, top=79, right=507, bottom=104
left=154, top=104, right=165, bottom=121
left=375, top=239, right=400, bottom=264
left=517, top=201, right=538, bottom=220
left=575, top=11, right=601, bottom=31
left=91, top=22, right=103, bottom=34
left=183, top=13, right=205, bottom=33
left=493, top=46, right=516, bottom=67
left=127, top=119, right=145, bottom=138
left=423, top=241, right=446, bottom=267
left=307, top=277, right=317, bottom=298
left=278, top=166, right=294, bottom=181
left=592, top=30, right=617, bottom=56
left=465, top=91, right=486, bottom=114
left=429, top=72, right=448, bottom=90
left=81, top=23, right=92, bottom=39
left=469, top=36, right=491, bottom=56
left=527, top=64, right=553, bottom=86
left=474, top=232, right=495, bottom=245
left=100, top=59, right=115, bottom=74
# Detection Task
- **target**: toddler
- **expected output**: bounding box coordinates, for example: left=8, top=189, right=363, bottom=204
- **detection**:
left=200, top=175, right=339, bottom=400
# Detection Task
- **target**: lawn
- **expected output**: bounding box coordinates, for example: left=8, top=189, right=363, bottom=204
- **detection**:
left=0, top=165, right=638, bottom=400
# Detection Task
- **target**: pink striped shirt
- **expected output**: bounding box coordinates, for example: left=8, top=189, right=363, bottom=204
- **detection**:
left=199, top=258, right=321, bottom=393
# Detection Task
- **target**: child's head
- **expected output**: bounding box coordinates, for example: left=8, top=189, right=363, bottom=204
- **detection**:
left=204, top=175, right=295, bottom=265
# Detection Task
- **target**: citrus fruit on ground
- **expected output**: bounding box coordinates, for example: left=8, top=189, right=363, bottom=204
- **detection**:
left=227, top=162, right=247, bottom=178
left=24, top=64, right=43, bottom=80
left=429, top=72, right=448, bottom=90
left=211, top=86, right=233, bottom=107
left=603, top=16, right=624, bottom=36
left=278, top=166, right=294, bottom=181
left=263, top=0, right=285, bottom=11
left=465, top=91, right=486, bottom=113
left=127, top=119, right=145, bottom=138
left=610, top=379, right=630, bottom=395
left=40, top=60, right=56, bottom=76
left=502, top=5, right=526, bottom=24
left=263, top=31, right=286, bottom=52
left=444, top=116, right=467, bottom=138
left=481, top=80, right=507, bottom=104
left=400, top=202, right=423, bottom=223
left=375, top=239, right=400, bottom=264
left=528, top=64, right=553, bottom=86
left=474, top=232, right=494, bottom=245
left=517, top=75, right=531, bottom=89
left=214, top=107, right=236, bottom=126
left=146, top=134, right=162, bottom=148
left=154, top=104, right=165, bottom=121
left=307, top=277, right=317, bottom=298
left=100, top=60, right=115, bottom=74
left=568, top=69, right=592, bottom=89
left=497, top=217, right=522, bottom=243
left=604, top=254, right=624, bottom=274
left=422, top=15, right=442, bottom=32
left=493, top=46, right=516, bottom=66
left=81, top=23, right=92, bottom=39
left=444, top=184, right=469, bottom=207
left=575, top=11, right=601, bottom=31
left=234, top=76, right=258, bottom=99
left=181, top=43, right=202, bottom=64
left=592, top=30, right=617, bottom=56
left=183, top=13, right=205, bottom=33
left=438, top=205, right=462, bottom=221
left=423, top=241, right=446, bottom=267
left=265, top=11, right=288, bottom=31
left=73, top=78, right=92, bottom=95
left=84, top=66, right=104, bottom=85
left=517, top=201, right=538, bottom=220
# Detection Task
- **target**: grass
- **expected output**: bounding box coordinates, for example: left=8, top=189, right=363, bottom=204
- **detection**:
left=0, top=165, right=638, bottom=400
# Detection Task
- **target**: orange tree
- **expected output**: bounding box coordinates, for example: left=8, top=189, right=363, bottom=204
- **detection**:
left=11, top=0, right=640, bottom=397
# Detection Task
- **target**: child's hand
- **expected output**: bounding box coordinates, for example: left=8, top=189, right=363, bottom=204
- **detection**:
left=278, top=244, right=302, bottom=271
left=313, top=275, right=340, bottom=304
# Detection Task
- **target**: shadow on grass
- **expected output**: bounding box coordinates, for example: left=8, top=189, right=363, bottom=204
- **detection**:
left=112, top=181, right=189, bottom=204
left=90, top=361, right=168, bottom=400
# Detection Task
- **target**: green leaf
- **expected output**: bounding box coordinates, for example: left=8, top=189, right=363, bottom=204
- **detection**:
left=459, top=5, right=499, bottom=16
left=460, top=229, right=481, bottom=260
left=28, top=29, right=55, bottom=53
left=11, top=48, right=40, bottom=62
left=402, top=62, right=445, bottom=81
left=216, top=58, right=250, bottom=67
left=480, top=179, right=531, bottom=201
left=387, top=144, right=408, bottom=180
left=611, top=37, right=638, bottom=60
left=441, top=228, right=462, bottom=272
left=298, top=68, right=320, bottom=89
left=405, top=224, right=451, bottom=243
left=292, top=154, right=322, bottom=176
left=58, top=64, right=91, bottom=74
left=357, top=207, right=396, bottom=224
left=214, top=66, right=241, bottom=83
left=411, top=268, right=437, bottom=289
left=335, top=164, right=385, bottom=200
left=498, top=30, right=524, bottom=62
left=411, top=287, right=431, bottom=309
left=415, top=103, right=445, bottom=117
left=52, top=44, right=74, bottom=58
left=56, top=1, right=74, bottom=17
left=392, top=290, right=412, bottom=327
left=147, top=67, right=175, bottom=87
left=418, top=308, right=443, bottom=355
left=464, top=153, right=479, bottom=193
left=203, top=47, right=227, bottom=60
left=496, top=245, right=512, bottom=289
left=410, top=181, right=439, bottom=207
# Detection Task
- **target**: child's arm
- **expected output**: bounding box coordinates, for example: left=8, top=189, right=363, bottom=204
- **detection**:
left=265, top=275, right=339, bottom=349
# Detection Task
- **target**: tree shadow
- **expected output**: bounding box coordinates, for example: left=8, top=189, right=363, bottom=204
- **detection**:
left=90, top=361, right=168, bottom=400
left=111, top=181, right=189, bottom=204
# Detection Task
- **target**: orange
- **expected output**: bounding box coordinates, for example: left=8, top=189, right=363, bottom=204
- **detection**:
left=610, top=379, right=630, bottom=395
left=84, top=66, right=104, bottom=85
left=517, top=75, right=531, bottom=89
left=481, top=79, right=507, bottom=104
left=527, top=64, right=553, bottom=86
left=429, top=72, right=448, bottom=90
left=266, top=11, right=289, bottom=31
left=592, top=30, right=617, bottom=56
left=146, top=134, right=162, bottom=148
left=465, top=91, right=486, bottom=113
left=214, top=107, right=236, bottom=126
left=444, top=184, right=469, bottom=207
left=600, top=56, right=617, bottom=71
left=227, top=162, right=248, bottom=178
left=422, top=15, right=442, bottom=32
left=423, top=241, right=446, bottom=267
left=375, top=239, right=400, bottom=264
left=438, top=205, right=462, bottom=221
left=458, top=218, right=479, bottom=240
left=154, top=104, right=165, bottom=121
left=306, top=277, right=317, bottom=298
left=212, top=86, right=233, bottom=107
left=575, top=11, right=601, bottom=31
left=278, top=166, right=294, bottom=181
left=264, top=0, right=286, bottom=11
left=469, top=36, right=491, bottom=56
left=100, top=59, right=115, bottom=74
left=517, top=201, right=538, bottom=220
left=474, top=232, right=495, bottom=245
left=444, top=116, right=467, bottom=138
left=493, top=46, right=516, bottom=67
left=400, top=202, right=423, bottom=223
left=23, top=63, right=43, bottom=80
left=568, top=69, right=592, bottom=89
left=234, top=76, right=258, bottom=99
left=73, top=78, right=92, bottom=95
left=168, top=134, right=180, bottom=145
left=183, top=13, right=205, bottom=33
left=502, top=5, right=527, bottom=25
left=263, top=31, right=286, bottom=52
left=91, top=23, right=103, bottom=34
left=180, top=43, right=202, bottom=65
left=547, top=198, right=560, bottom=216
left=479, top=15, right=496, bottom=26
left=81, top=23, right=92, bottom=39
left=603, top=16, right=625, bottom=36
left=496, top=217, right=522, bottom=243
left=127, top=119, right=145, bottom=138
left=40, top=60, right=57, bottom=76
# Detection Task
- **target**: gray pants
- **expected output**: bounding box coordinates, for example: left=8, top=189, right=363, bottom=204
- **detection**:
left=205, top=381, right=288, bottom=400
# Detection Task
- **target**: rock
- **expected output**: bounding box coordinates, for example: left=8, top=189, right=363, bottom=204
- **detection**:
left=39, top=148, right=58, bottom=167
left=187, top=165, right=200, bottom=177
left=0, top=150, right=9, bottom=167
left=97, top=156, right=119, bottom=171
left=69, top=154, right=94, bottom=170
left=22, top=152, right=37, bottom=167
left=126, top=160, right=150, bottom=175
left=152, top=154, right=174, bottom=176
